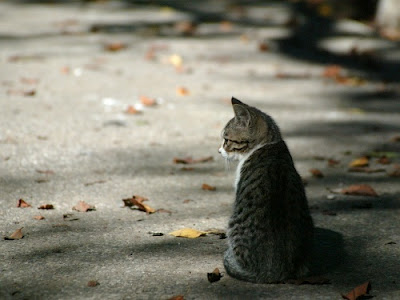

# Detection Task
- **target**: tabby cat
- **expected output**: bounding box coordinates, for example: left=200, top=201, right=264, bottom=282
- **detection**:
left=219, top=97, right=314, bottom=283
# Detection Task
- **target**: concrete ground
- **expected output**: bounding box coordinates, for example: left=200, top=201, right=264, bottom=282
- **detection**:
left=1, top=1, right=399, bottom=299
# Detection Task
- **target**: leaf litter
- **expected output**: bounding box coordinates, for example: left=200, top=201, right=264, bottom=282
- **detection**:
left=72, top=201, right=95, bottom=212
left=4, top=228, right=24, bottom=240
left=341, top=184, right=378, bottom=197
left=342, top=281, right=371, bottom=300
left=38, top=204, right=54, bottom=209
left=17, top=199, right=31, bottom=208
left=122, top=195, right=156, bottom=214
left=207, top=268, right=223, bottom=283
left=202, top=183, right=216, bottom=191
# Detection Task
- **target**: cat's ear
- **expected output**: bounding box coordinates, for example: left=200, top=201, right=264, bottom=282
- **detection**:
left=232, top=98, right=251, bottom=125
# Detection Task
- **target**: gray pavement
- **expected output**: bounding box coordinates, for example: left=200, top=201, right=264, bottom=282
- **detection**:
left=1, top=1, right=400, bottom=299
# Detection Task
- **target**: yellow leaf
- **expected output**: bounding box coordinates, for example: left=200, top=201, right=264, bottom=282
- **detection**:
left=169, top=228, right=206, bottom=238
left=349, top=157, right=369, bottom=167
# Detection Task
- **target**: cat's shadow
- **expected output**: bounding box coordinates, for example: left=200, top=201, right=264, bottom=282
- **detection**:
left=310, top=227, right=345, bottom=276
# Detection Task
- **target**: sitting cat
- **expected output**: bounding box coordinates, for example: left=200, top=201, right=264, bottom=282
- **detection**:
left=219, top=97, right=314, bottom=283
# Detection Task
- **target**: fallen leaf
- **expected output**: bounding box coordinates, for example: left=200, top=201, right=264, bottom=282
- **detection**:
left=17, top=199, right=32, bottom=208
left=341, top=184, right=378, bottom=197
left=174, top=20, right=197, bottom=35
left=377, top=156, right=391, bottom=165
left=207, top=268, right=223, bottom=283
left=167, top=296, right=184, bottom=300
left=125, top=105, right=141, bottom=115
left=309, top=168, right=324, bottom=178
left=148, top=231, right=164, bottom=236
left=33, top=215, right=45, bottom=220
left=140, top=96, right=157, bottom=106
left=348, top=167, right=386, bottom=173
left=169, top=228, right=206, bottom=238
left=87, top=280, right=99, bottom=287
left=122, top=195, right=156, bottom=214
left=173, top=156, right=213, bottom=164
left=72, top=201, right=95, bottom=212
left=202, top=183, right=216, bottom=191
left=323, top=65, right=341, bottom=78
left=342, top=281, right=371, bottom=300
left=349, top=157, right=369, bottom=167
left=176, top=87, right=189, bottom=96
left=104, top=42, right=126, bottom=52
left=285, top=276, right=330, bottom=285
left=4, top=227, right=24, bottom=240
left=258, top=42, right=269, bottom=52
left=38, top=204, right=54, bottom=209
left=391, top=135, right=400, bottom=142
left=183, top=199, right=192, bottom=203
left=328, top=159, right=340, bottom=166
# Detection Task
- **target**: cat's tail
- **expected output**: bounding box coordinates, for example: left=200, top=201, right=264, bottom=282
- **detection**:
left=223, top=249, right=258, bottom=283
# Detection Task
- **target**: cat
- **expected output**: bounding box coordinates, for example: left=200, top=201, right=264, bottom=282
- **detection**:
left=219, top=97, right=314, bottom=283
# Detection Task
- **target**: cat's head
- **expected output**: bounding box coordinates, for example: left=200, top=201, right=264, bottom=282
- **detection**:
left=219, top=97, right=282, bottom=161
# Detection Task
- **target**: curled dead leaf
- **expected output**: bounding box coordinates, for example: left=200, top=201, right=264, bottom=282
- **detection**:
left=258, top=42, right=269, bottom=52
left=72, top=201, right=95, bottom=212
left=17, top=199, right=31, bottom=208
left=342, top=281, right=371, bottom=300
left=207, top=268, right=223, bottom=283
left=122, top=195, right=155, bottom=214
left=341, top=184, right=378, bottom=197
left=309, top=168, right=324, bottom=178
left=169, top=228, right=206, bottom=238
left=38, top=204, right=54, bottom=210
left=4, top=227, right=24, bottom=240
left=202, top=183, right=216, bottom=191
left=349, top=157, right=369, bottom=168
left=33, top=215, right=45, bottom=220
left=104, top=42, right=126, bottom=52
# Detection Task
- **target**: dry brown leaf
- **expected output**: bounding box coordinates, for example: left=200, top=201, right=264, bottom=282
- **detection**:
left=140, top=96, right=157, bottom=107
left=167, top=296, right=184, bottom=300
left=104, top=42, right=126, bottom=52
left=17, top=199, right=31, bottom=208
left=122, top=195, right=155, bottom=214
left=327, top=159, right=340, bottom=166
left=349, top=157, right=369, bottom=167
left=169, top=228, right=206, bottom=238
left=341, top=184, right=378, bottom=197
left=377, top=156, right=391, bottom=165
left=125, top=105, right=141, bottom=115
left=309, top=168, right=324, bottom=178
left=4, top=227, right=24, bottom=240
left=87, top=280, right=99, bottom=287
left=38, top=204, right=54, bottom=209
left=323, top=65, right=342, bottom=78
left=176, top=87, right=189, bottom=96
left=173, top=156, right=213, bottom=164
left=202, top=183, right=216, bottom=191
left=258, top=42, right=269, bottom=52
left=342, top=281, right=371, bottom=300
left=72, top=201, right=95, bottom=212
left=183, top=199, right=192, bottom=204
left=390, top=135, right=400, bottom=142
left=207, top=268, right=223, bottom=283
left=34, top=215, right=45, bottom=220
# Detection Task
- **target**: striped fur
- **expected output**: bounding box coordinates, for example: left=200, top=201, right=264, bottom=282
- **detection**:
left=220, top=98, right=314, bottom=283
